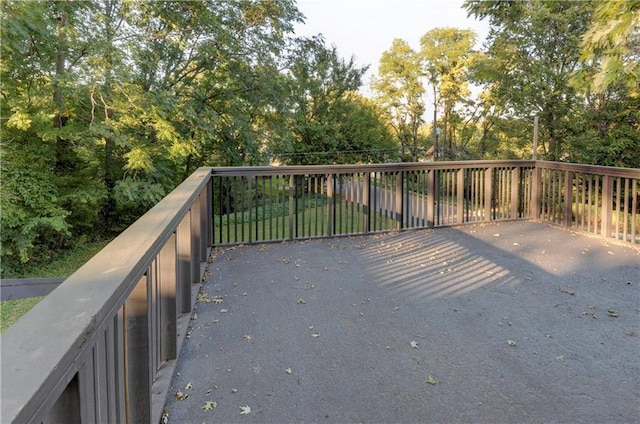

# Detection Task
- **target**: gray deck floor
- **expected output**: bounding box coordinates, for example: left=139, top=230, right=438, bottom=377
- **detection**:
left=164, top=221, right=640, bottom=424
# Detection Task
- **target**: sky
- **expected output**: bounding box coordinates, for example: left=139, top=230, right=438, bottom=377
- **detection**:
left=293, top=0, right=491, bottom=97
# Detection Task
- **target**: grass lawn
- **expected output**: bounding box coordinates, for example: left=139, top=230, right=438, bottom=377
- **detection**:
left=0, top=240, right=111, bottom=333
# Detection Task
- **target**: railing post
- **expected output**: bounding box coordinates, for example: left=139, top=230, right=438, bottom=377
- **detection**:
left=601, top=175, right=613, bottom=237
left=427, top=170, right=436, bottom=227
left=457, top=168, right=464, bottom=224
left=484, top=167, right=493, bottom=221
left=564, top=171, right=574, bottom=227
left=531, top=165, right=541, bottom=219
left=511, top=167, right=520, bottom=219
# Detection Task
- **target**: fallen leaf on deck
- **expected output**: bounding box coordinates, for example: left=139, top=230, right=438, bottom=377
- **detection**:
left=426, top=375, right=439, bottom=385
left=607, top=310, right=619, bottom=317
left=184, top=382, right=193, bottom=390
left=244, top=334, right=253, bottom=341
left=239, top=405, right=251, bottom=415
left=285, top=368, right=292, bottom=374
left=311, top=332, right=320, bottom=338
left=202, top=401, right=217, bottom=411
left=297, top=298, right=307, bottom=304
left=507, top=340, right=517, bottom=347
left=175, top=391, right=189, bottom=400
left=410, top=340, right=419, bottom=349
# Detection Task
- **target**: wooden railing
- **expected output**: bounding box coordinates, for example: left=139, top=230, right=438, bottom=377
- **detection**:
left=1, top=161, right=638, bottom=424
left=210, top=161, right=638, bottom=245
left=1, top=168, right=212, bottom=424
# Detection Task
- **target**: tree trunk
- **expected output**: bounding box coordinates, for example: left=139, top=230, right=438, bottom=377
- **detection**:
left=53, top=6, right=75, bottom=173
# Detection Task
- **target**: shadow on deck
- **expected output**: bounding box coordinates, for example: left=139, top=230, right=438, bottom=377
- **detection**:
left=165, top=221, right=639, bottom=424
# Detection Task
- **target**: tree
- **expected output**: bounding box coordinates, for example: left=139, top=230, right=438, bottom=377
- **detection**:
left=0, top=0, right=305, bottom=274
left=465, top=0, right=595, bottom=161
left=372, top=39, right=425, bottom=162
left=272, top=38, right=386, bottom=165
left=420, top=28, right=476, bottom=159
left=577, top=0, right=640, bottom=96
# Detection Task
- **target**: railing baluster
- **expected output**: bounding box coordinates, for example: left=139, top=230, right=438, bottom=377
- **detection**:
left=125, top=274, right=152, bottom=424
left=177, top=213, right=192, bottom=314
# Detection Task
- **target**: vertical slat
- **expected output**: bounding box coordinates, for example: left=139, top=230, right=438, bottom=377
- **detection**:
left=124, top=275, right=151, bottom=424
left=511, top=167, right=520, bottom=219
left=623, top=178, right=630, bottom=241
left=601, top=175, right=612, bottom=237
left=78, top=357, right=96, bottom=423
left=191, top=196, right=202, bottom=279
left=206, top=178, right=213, bottom=247
left=564, top=170, right=573, bottom=227
left=457, top=168, right=464, bottom=224
left=631, top=179, right=637, bottom=243
left=113, top=310, right=126, bottom=424
left=159, top=233, right=177, bottom=362
left=149, top=260, right=159, bottom=376
left=395, top=171, right=403, bottom=229
left=289, top=175, right=295, bottom=240
left=363, top=172, right=370, bottom=233
left=247, top=177, right=253, bottom=243
left=587, top=174, right=596, bottom=232
left=47, top=374, right=81, bottom=424
left=95, top=331, right=109, bottom=423
left=484, top=167, right=493, bottom=221
left=327, top=174, right=334, bottom=236
left=177, top=212, right=192, bottom=314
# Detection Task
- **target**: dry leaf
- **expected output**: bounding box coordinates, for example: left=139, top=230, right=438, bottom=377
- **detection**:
left=184, top=382, right=193, bottom=390
left=607, top=310, right=619, bottom=317
left=244, top=334, right=253, bottom=341
left=239, top=405, right=251, bottom=415
left=285, top=368, right=292, bottom=374
left=507, top=340, right=517, bottom=347
left=202, top=401, right=217, bottom=411
left=311, top=332, right=320, bottom=338
left=175, top=391, right=189, bottom=400
left=297, top=298, right=307, bottom=304
left=410, top=340, right=419, bottom=349
left=212, top=296, right=224, bottom=304
left=426, top=375, right=439, bottom=385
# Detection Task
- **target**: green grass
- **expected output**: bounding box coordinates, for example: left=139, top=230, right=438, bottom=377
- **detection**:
left=213, top=197, right=397, bottom=244
left=1, top=240, right=111, bottom=333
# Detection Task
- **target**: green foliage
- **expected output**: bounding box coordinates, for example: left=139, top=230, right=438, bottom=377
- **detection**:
left=372, top=38, right=425, bottom=161
left=271, top=38, right=393, bottom=165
